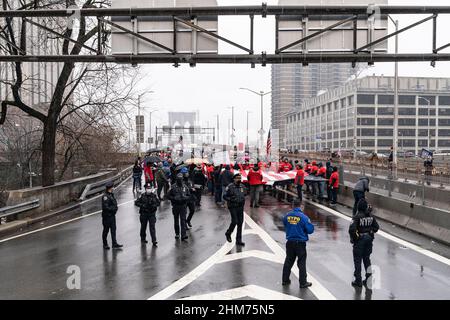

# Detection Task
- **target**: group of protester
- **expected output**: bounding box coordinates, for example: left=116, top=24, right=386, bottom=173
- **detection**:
left=102, top=151, right=378, bottom=289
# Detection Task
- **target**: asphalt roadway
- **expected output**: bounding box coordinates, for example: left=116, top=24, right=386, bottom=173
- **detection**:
left=0, top=179, right=449, bottom=300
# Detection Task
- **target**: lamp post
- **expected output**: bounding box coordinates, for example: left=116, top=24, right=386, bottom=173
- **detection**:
left=418, top=96, right=431, bottom=151
left=239, top=88, right=272, bottom=150
left=227, top=106, right=235, bottom=147
left=148, top=109, right=158, bottom=150
left=388, top=15, right=399, bottom=176
left=246, top=111, right=252, bottom=146
left=136, top=90, right=154, bottom=156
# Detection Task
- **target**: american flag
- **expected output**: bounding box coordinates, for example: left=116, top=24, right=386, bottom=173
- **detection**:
left=266, top=129, right=272, bottom=156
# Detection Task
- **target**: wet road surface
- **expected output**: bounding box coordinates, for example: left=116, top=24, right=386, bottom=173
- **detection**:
left=0, top=179, right=449, bottom=300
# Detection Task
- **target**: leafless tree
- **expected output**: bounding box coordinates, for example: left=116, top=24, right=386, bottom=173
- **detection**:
left=0, top=0, right=142, bottom=186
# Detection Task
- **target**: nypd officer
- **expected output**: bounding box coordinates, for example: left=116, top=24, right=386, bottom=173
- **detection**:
left=167, top=173, right=191, bottom=241
left=135, top=184, right=160, bottom=246
left=102, top=181, right=123, bottom=250
left=223, top=173, right=247, bottom=246
left=349, top=198, right=379, bottom=287
left=282, top=199, right=314, bottom=288
left=181, top=168, right=197, bottom=229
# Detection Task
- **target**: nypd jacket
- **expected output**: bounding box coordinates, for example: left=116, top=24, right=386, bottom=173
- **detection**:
left=223, top=183, right=247, bottom=208
left=349, top=211, right=379, bottom=243
left=167, top=183, right=191, bottom=206
left=283, top=208, right=315, bottom=242
left=135, top=193, right=160, bottom=215
left=102, top=192, right=118, bottom=218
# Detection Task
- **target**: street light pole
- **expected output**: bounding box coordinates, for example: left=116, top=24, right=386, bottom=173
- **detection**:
left=149, top=109, right=158, bottom=149
left=227, top=107, right=235, bottom=146
left=389, top=16, right=399, bottom=176
left=418, top=96, right=431, bottom=151
left=246, top=111, right=252, bottom=146
left=239, top=87, right=273, bottom=152
left=216, top=114, right=220, bottom=144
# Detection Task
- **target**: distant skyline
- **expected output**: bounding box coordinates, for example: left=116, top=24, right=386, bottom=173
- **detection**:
left=131, top=0, right=450, bottom=146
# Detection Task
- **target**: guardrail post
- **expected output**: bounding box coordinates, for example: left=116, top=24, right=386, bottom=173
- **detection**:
left=422, top=175, right=425, bottom=205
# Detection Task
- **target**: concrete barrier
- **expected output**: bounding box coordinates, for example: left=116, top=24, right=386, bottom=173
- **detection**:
left=338, top=184, right=450, bottom=246
left=3, top=170, right=118, bottom=220
left=343, top=171, right=450, bottom=212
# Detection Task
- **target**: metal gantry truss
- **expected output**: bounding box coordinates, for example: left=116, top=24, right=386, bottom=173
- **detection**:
left=1, top=4, right=450, bottom=65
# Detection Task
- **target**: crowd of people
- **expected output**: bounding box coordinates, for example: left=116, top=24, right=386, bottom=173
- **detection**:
left=101, top=150, right=378, bottom=289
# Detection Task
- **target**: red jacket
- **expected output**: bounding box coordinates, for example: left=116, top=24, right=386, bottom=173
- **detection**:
left=207, top=165, right=214, bottom=179
left=279, top=162, right=292, bottom=173
left=317, top=167, right=326, bottom=177
left=144, top=165, right=154, bottom=182
left=310, top=165, right=318, bottom=175
left=247, top=169, right=263, bottom=186
left=295, top=169, right=305, bottom=186
left=305, top=164, right=312, bottom=173
left=329, top=172, right=339, bottom=188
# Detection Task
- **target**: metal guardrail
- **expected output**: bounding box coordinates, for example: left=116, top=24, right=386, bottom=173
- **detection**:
left=0, top=199, right=40, bottom=224
left=79, top=166, right=133, bottom=201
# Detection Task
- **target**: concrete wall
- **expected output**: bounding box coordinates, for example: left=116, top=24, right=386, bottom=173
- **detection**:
left=4, top=170, right=118, bottom=219
left=338, top=184, right=450, bottom=246
left=343, top=171, right=450, bottom=212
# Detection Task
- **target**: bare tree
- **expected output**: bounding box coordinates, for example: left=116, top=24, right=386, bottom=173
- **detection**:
left=0, top=0, right=141, bottom=186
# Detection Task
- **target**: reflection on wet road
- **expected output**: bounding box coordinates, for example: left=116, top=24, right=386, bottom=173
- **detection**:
left=0, top=180, right=449, bottom=300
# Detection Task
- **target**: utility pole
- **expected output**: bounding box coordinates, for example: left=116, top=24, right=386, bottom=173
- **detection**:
left=246, top=111, right=252, bottom=146
left=391, top=18, right=399, bottom=177
left=227, top=107, right=235, bottom=147
left=216, top=114, right=220, bottom=144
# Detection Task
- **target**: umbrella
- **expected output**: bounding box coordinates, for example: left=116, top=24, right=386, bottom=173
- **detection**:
left=144, top=156, right=162, bottom=164
left=185, top=158, right=210, bottom=165
left=146, top=148, right=161, bottom=153
left=175, top=163, right=189, bottom=171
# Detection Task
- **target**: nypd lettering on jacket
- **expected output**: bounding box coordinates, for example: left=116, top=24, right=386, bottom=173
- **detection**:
left=359, top=217, right=374, bottom=227
left=283, top=208, right=314, bottom=242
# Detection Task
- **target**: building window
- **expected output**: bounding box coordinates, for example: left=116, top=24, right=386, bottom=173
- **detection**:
left=357, top=107, right=375, bottom=115
left=341, top=98, right=347, bottom=108
left=399, top=129, right=416, bottom=136
left=418, top=96, right=436, bottom=105
left=399, top=108, right=416, bottom=116
left=378, top=107, right=394, bottom=115
left=360, top=129, right=375, bottom=136
left=438, top=96, right=450, bottom=105
left=399, top=95, right=416, bottom=105
left=378, top=94, right=394, bottom=105
left=439, top=129, right=450, bottom=136
left=399, top=139, right=415, bottom=147
left=439, top=119, right=450, bottom=126
left=418, top=129, right=429, bottom=136
left=398, top=118, right=416, bottom=126
left=360, top=140, right=375, bottom=147
left=377, top=129, right=393, bottom=136
left=378, top=139, right=393, bottom=147
left=348, top=96, right=354, bottom=106
left=378, top=118, right=394, bottom=126
left=334, top=101, right=339, bottom=110
left=419, top=119, right=436, bottom=126
left=357, top=118, right=375, bottom=126
left=347, top=129, right=354, bottom=136
left=439, top=108, right=450, bottom=116
left=357, top=94, right=375, bottom=104
left=438, top=140, right=450, bottom=147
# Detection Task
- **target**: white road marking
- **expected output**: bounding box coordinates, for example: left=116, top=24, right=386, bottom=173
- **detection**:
left=149, top=212, right=336, bottom=300
left=308, top=201, right=450, bottom=266
left=243, top=213, right=337, bottom=300
left=148, top=232, right=236, bottom=300
left=0, top=176, right=133, bottom=244
left=217, top=250, right=282, bottom=264
left=180, top=284, right=301, bottom=300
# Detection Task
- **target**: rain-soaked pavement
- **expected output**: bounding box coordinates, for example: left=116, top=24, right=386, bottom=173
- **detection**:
left=0, top=179, right=449, bottom=300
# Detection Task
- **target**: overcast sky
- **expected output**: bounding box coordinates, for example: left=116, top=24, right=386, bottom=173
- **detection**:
left=133, top=0, right=450, bottom=146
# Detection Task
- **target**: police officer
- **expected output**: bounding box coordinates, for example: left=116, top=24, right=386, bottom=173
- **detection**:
left=167, top=173, right=191, bottom=241
left=224, top=173, right=247, bottom=246
left=182, top=168, right=196, bottom=229
left=102, top=181, right=123, bottom=250
left=349, top=198, right=379, bottom=287
left=282, top=199, right=314, bottom=288
left=135, top=184, right=160, bottom=246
